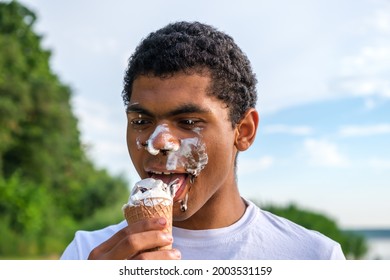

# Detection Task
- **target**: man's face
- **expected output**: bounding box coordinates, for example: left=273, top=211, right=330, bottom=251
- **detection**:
left=126, top=72, right=239, bottom=226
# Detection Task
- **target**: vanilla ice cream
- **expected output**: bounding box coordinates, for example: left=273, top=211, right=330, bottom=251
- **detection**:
left=122, top=178, right=178, bottom=251
left=123, top=178, right=174, bottom=209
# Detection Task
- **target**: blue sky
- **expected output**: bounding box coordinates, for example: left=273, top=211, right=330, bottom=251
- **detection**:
left=17, top=0, right=390, bottom=229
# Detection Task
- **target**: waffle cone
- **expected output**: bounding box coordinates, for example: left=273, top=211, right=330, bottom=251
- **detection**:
left=124, top=197, right=172, bottom=251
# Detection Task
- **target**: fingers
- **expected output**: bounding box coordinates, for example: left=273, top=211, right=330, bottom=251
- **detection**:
left=118, top=230, right=173, bottom=259
left=88, top=217, right=176, bottom=260
left=134, top=249, right=181, bottom=260
left=90, top=217, right=167, bottom=258
left=126, top=217, right=168, bottom=234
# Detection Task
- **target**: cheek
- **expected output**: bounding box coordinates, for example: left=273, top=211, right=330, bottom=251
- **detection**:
left=204, top=134, right=236, bottom=171
left=164, top=136, right=209, bottom=175
left=126, top=129, right=142, bottom=162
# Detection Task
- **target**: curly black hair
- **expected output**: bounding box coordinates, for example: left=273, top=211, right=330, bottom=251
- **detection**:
left=122, top=21, right=257, bottom=126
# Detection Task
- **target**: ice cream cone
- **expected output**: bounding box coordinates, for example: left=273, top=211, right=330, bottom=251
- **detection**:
left=123, top=196, right=173, bottom=251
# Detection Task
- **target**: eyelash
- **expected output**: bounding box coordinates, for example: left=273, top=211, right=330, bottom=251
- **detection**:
left=130, top=119, right=152, bottom=129
left=181, top=119, right=196, bottom=126
left=129, top=118, right=203, bottom=130
left=131, top=119, right=148, bottom=125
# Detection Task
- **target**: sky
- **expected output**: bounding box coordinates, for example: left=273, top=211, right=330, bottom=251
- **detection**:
left=16, top=0, right=390, bottom=229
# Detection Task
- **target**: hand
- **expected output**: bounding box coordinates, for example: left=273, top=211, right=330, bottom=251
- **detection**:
left=88, top=217, right=181, bottom=260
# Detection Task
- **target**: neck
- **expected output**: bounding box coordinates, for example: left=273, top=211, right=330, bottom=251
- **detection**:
left=173, top=189, right=246, bottom=230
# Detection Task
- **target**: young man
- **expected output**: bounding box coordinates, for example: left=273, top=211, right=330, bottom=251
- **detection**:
left=61, top=21, right=345, bottom=260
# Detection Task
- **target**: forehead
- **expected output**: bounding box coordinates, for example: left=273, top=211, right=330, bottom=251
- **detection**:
left=131, top=73, right=212, bottom=104
left=129, top=73, right=231, bottom=120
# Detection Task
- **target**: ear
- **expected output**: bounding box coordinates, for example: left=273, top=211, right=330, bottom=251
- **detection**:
left=235, top=108, right=259, bottom=151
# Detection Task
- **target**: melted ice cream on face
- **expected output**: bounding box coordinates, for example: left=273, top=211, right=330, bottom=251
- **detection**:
left=141, top=124, right=209, bottom=176
left=167, top=137, right=208, bottom=176
left=143, top=124, right=179, bottom=155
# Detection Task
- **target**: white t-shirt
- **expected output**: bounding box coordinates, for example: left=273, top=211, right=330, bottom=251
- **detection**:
left=60, top=200, right=345, bottom=260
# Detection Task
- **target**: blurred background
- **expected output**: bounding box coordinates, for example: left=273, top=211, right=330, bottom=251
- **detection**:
left=1, top=0, right=389, bottom=259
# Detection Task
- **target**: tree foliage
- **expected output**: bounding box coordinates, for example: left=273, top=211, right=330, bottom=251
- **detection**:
left=0, top=1, right=129, bottom=258
left=260, top=202, right=368, bottom=259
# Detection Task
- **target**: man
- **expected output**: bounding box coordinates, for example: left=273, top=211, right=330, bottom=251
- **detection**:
left=61, top=21, right=345, bottom=260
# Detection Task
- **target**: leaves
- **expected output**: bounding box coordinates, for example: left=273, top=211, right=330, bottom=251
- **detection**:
left=0, top=1, right=129, bottom=258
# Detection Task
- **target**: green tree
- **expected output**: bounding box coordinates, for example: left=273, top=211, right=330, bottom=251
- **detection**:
left=0, top=1, right=129, bottom=258
left=260, top=202, right=368, bottom=259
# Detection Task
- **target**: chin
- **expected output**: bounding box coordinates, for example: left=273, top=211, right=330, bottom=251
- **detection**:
left=172, top=205, right=193, bottom=222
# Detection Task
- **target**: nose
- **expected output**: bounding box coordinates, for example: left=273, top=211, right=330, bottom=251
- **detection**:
left=145, top=124, right=180, bottom=155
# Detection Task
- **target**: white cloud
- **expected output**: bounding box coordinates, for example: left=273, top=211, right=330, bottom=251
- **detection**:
left=336, top=0, right=390, bottom=100
left=337, top=77, right=390, bottom=98
left=339, top=124, right=390, bottom=137
left=262, top=124, right=313, bottom=136
left=368, top=158, right=390, bottom=170
left=237, top=156, right=274, bottom=175
left=337, top=46, right=390, bottom=99
left=369, top=6, right=390, bottom=33
left=334, top=4, right=390, bottom=101
left=303, top=138, right=349, bottom=167
left=340, top=47, right=390, bottom=77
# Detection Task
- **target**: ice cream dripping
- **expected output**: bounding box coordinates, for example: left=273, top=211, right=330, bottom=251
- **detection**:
left=139, top=124, right=209, bottom=212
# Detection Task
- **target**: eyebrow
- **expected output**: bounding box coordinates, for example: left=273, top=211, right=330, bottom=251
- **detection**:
left=126, top=103, right=153, bottom=116
left=126, top=103, right=212, bottom=118
left=168, top=104, right=211, bottom=116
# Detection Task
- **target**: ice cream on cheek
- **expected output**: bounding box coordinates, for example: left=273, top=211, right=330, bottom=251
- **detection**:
left=137, top=124, right=209, bottom=211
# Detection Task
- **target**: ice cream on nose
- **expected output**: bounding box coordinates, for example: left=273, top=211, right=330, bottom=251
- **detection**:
left=144, top=124, right=179, bottom=155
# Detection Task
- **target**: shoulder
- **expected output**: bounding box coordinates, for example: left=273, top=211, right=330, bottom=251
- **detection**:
left=74, top=220, right=127, bottom=242
left=60, top=220, right=127, bottom=260
left=246, top=200, right=345, bottom=259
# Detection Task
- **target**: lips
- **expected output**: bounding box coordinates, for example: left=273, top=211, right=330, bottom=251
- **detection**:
left=148, top=171, right=189, bottom=201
